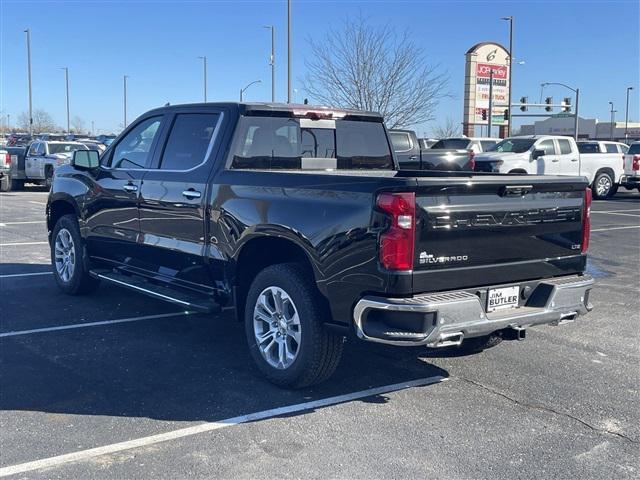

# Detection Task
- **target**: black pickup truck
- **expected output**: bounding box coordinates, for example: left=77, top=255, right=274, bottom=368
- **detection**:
left=47, top=102, right=594, bottom=387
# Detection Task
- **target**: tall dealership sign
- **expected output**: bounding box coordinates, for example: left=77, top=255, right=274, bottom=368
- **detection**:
left=463, top=42, right=510, bottom=137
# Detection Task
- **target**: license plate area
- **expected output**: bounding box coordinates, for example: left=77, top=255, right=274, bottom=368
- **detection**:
left=486, top=286, right=520, bottom=313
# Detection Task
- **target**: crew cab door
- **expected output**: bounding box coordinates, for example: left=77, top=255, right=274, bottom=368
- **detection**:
left=136, top=109, right=224, bottom=292
left=84, top=115, right=165, bottom=267
left=390, top=131, right=420, bottom=169
left=533, top=138, right=558, bottom=174
left=555, top=138, right=580, bottom=176
left=25, top=141, right=44, bottom=178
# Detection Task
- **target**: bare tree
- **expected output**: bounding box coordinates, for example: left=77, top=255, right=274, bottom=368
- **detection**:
left=17, top=109, right=58, bottom=133
left=432, top=117, right=462, bottom=138
left=303, top=17, right=450, bottom=129
left=71, top=116, right=86, bottom=134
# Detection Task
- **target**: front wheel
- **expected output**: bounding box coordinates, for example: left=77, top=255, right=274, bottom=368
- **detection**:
left=245, top=263, right=344, bottom=388
left=592, top=172, right=614, bottom=199
left=44, top=167, right=54, bottom=189
left=51, top=214, right=100, bottom=295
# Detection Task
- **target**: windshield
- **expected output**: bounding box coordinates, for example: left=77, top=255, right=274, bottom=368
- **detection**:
left=489, top=138, right=536, bottom=153
left=49, top=143, right=88, bottom=154
left=230, top=116, right=393, bottom=170
left=430, top=139, right=470, bottom=150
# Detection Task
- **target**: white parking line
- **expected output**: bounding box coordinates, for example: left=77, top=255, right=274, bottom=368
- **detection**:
left=0, top=220, right=46, bottom=225
left=0, top=311, right=192, bottom=338
left=591, top=225, right=640, bottom=232
left=591, top=211, right=640, bottom=218
left=592, top=208, right=640, bottom=213
left=28, top=201, right=47, bottom=206
left=0, top=375, right=447, bottom=477
left=0, top=241, right=48, bottom=246
left=0, top=271, right=52, bottom=279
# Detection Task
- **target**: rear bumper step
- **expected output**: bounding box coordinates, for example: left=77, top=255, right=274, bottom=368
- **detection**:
left=353, top=274, right=594, bottom=347
left=90, top=270, right=220, bottom=314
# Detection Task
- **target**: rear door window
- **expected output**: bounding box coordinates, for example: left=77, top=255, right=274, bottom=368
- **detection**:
left=230, top=116, right=392, bottom=170
left=480, top=140, right=497, bottom=151
left=159, top=113, right=220, bottom=170
left=578, top=143, right=599, bottom=153
left=557, top=139, right=573, bottom=155
left=389, top=132, right=412, bottom=152
left=605, top=143, right=618, bottom=153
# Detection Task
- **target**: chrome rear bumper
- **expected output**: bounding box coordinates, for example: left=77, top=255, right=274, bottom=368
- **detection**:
left=353, top=274, right=594, bottom=347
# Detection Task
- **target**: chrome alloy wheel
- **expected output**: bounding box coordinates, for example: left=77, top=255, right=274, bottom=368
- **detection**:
left=54, top=228, right=76, bottom=283
left=253, top=286, right=302, bottom=370
left=596, top=175, right=612, bottom=196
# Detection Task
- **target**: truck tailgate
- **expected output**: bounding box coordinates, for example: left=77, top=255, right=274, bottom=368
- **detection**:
left=411, top=177, right=588, bottom=293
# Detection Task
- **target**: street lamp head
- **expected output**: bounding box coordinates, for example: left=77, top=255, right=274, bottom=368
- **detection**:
left=501, top=16, right=513, bottom=20
left=628, top=86, right=635, bottom=91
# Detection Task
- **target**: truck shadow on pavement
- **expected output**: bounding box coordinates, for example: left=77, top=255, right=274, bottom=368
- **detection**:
left=0, top=267, right=449, bottom=424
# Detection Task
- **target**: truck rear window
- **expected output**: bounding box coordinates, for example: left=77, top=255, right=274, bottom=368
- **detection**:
left=577, top=143, right=599, bottom=154
left=627, top=143, right=640, bottom=155
left=430, top=139, right=470, bottom=150
left=230, top=116, right=393, bottom=170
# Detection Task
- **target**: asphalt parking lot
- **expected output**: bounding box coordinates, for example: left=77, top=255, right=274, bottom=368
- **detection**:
left=0, top=188, right=638, bottom=479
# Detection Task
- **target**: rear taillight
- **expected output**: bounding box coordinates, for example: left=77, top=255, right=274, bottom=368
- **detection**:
left=469, top=150, right=476, bottom=170
left=581, top=187, right=591, bottom=253
left=377, top=192, right=416, bottom=271
left=0, top=152, right=9, bottom=166
left=633, top=155, right=640, bottom=171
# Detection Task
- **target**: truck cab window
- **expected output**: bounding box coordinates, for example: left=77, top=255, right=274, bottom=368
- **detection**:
left=537, top=139, right=556, bottom=155
left=557, top=139, right=572, bottom=155
left=389, top=132, right=412, bottom=152
left=110, top=116, right=162, bottom=169
left=159, top=113, right=220, bottom=170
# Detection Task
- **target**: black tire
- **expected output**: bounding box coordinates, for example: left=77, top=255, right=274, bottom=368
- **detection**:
left=10, top=178, right=24, bottom=191
left=0, top=176, right=11, bottom=192
left=508, top=170, right=527, bottom=175
left=610, top=184, right=619, bottom=197
left=244, top=263, right=344, bottom=388
left=592, top=172, right=614, bottom=199
left=45, top=166, right=54, bottom=189
left=457, top=334, right=502, bottom=354
left=51, top=214, right=100, bottom=295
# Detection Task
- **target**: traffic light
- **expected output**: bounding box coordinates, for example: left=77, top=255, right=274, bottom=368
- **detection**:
left=561, top=97, right=572, bottom=112
left=520, top=96, right=528, bottom=112
left=481, top=109, right=487, bottom=121
left=545, top=97, right=553, bottom=112
left=503, top=109, right=510, bottom=120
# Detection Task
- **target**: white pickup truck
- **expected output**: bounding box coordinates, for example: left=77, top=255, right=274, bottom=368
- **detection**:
left=620, top=141, right=640, bottom=192
left=20, top=141, right=89, bottom=188
left=474, top=135, right=625, bottom=199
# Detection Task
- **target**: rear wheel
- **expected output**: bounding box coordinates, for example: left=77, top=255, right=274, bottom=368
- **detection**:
left=0, top=176, right=11, bottom=192
left=245, top=263, right=344, bottom=388
left=51, top=214, right=100, bottom=295
left=44, top=166, right=54, bottom=189
left=592, top=172, right=614, bottom=199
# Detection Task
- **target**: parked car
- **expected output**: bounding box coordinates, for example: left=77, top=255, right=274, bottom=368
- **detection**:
left=577, top=140, right=628, bottom=155
left=6, top=133, right=32, bottom=147
left=36, top=133, right=66, bottom=142
left=0, top=146, right=27, bottom=191
left=418, top=138, right=438, bottom=149
left=389, top=130, right=499, bottom=170
left=18, top=141, right=89, bottom=189
left=47, top=102, right=594, bottom=387
left=78, top=139, right=106, bottom=153
left=620, top=141, right=640, bottom=192
left=475, top=135, right=623, bottom=199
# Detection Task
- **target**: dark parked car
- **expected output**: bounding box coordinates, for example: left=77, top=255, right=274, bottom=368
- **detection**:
left=47, top=102, right=594, bottom=387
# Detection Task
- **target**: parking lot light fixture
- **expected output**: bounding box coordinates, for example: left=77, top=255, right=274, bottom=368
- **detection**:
left=123, top=75, right=129, bottom=129
left=501, top=16, right=513, bottom=137
left=609, top=102, right=617, bottom=140
left=263, top=25, right=276, bottom=102
left=24, top=29, right=33, bottom=136
left=240, top=80, right=262, bottom=101
left=625, top=87, right=634, bottom=139
left=541, top=82, right=580, bottom=141
left=198, top=56, right=207, bottom=102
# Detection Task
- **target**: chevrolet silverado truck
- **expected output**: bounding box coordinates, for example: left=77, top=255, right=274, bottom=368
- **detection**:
left=47, top=102, right=594, bottom=387
left=20, top=140, right=89, bottom=189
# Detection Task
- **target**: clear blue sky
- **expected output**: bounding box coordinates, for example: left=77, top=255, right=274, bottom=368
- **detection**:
left=2, top=0, right=638, bottom=135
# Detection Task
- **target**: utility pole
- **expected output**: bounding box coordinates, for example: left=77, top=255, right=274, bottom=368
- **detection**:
left=625, top=86, right=634, bottom=139
left=263, top=25, right=276, bottom=102
left=24, top=29, right=33, bottom=136
left=609, top=102, right=616, bottom=140
left=198, top=56, right=207, bottom=102
left=501, top=16, right=513, bottom=136
left=91, top=120, right=95, bottom=136
left=573, top=88, right=580, bottom=141
left=123, top=75, right=129, bottom=129
left=488, top=69, right=494, bottom=137
left=287, top=0, right=292, bottom=103
left=62, top=67, right=70, bottom=133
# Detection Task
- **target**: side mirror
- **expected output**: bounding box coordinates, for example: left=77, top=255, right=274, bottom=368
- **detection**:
left=532, top=149, right=545, bottom=160
left=71, top=150, right=100, bottom=170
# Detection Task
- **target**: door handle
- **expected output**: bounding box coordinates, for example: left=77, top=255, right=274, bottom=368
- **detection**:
left=570, top=158, right=578, bottom=162
left=182, top=189, right=202, bottom=199
left=551, top=159, right=560, bottom=163
left=123, top=184, right=138, bottom=193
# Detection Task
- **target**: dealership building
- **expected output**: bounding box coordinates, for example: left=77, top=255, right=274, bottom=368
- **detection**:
left=517, top=115, right=640, bottom=141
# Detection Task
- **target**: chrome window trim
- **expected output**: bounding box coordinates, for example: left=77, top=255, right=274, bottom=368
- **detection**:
left=104, top=112, right=224, bottom=173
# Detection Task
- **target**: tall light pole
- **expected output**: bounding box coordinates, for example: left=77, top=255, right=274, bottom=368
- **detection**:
left=24, top=29, right=33, bottom=136
left=240, top=80, right=262, bottom=101
left=287, top=0, right=292, bottom=103
left=541, top=82, right=580, bottom=141
left=625, top=86, right=634, bottom=139
left=609, top=102, right=616, bottom=140
left=61, top=67, right=70, bottom=133
left=198, top=56, right=207, bottom=102
left=263, top=25, right=276, bottom=102
left=123, top=75, right=129, bottom=129
left=91, top=120, right=95, bottom=136
left=501, top=16, right=513, bottom=137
